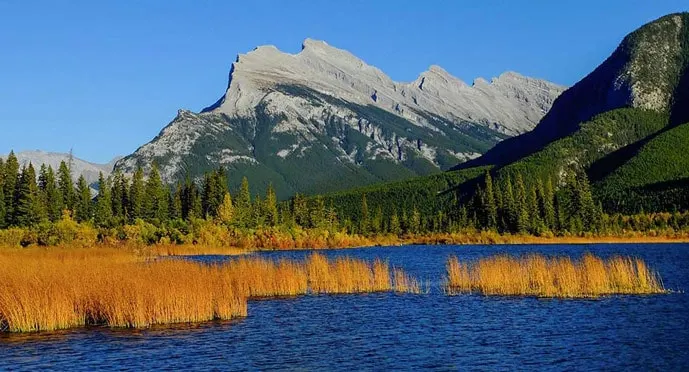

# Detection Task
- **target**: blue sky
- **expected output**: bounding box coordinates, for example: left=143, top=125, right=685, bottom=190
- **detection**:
left=0, top=1, right=686, bottom=163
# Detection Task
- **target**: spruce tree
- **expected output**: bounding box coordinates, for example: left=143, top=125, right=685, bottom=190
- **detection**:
left=0, top=158, right=5, bottom=228
left=483, top=171, right=498, bottom=229
left=389, top=210, right=401, bottom=236
left=0, top=179, right=5, bottom=229
left=129, top=167, right=145, bottom=221
left=169, top=184, right=181, bottom=220
left=360, top=194, right=369, bottom=234
left=527, top=185, right=540, bottom=233
left=265, top=184, right=278, bottom=227
left=538, top=179, right=556, bottom=231
left=75, top=175, right=92, bottom=223
left=42, top=166, right=62, bottom=222
left=514, top=173, right=529, bottom=233
left=236, top=176, right=251, bottom=225
left=144, top=163, right=168, bottom=222
left=217, top=192, right=234, bottom=224
left=502, top=176, right=516, bottom=232
left=15, top=164, right=45, bottom=226
left=57, top=160, right=75, bottom=213
left=94, top=172, right=113, bottom=226
left=292, top=193, right=307, bottom=227
left=4, top=151, right=20, bottom=223
left=110, top=170, right=126, bottom=219
left=409, top=206, right=421, bottom=234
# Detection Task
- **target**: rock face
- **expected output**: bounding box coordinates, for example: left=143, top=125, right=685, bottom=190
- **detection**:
left=460, top=13, right=689, bottom=169
left=5, top=151, right=119, bottom=184
left=116, top=39, right=565, bottom=198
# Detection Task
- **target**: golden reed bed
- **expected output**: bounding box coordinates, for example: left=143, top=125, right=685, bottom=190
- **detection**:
left=445, top=253, right=666, bottom=298
left=0, top=249, right=420, bottom=333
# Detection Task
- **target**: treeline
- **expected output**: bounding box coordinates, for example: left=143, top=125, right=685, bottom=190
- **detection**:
left=2, top=148, right=689, bottom=247
left=0, top=151, right=340, bottom=232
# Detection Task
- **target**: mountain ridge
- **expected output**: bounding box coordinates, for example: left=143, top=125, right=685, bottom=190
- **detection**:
left=115, top=39, right=564, bottom=198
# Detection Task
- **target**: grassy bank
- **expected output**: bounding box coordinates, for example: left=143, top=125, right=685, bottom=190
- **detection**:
left=445, top=253, right=666, bottom=298
left=0, top=248, right=420, bottom=333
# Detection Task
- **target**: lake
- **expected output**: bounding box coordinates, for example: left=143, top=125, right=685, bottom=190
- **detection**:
left=1, top=244, right=688, bottom=370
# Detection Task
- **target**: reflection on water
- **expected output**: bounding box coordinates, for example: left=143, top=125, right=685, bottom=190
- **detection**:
left=1, top=244, right=688, bottom=370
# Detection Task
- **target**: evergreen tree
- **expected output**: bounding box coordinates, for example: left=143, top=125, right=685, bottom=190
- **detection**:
left=57, top=160, right=75, bottom=213
left=514, top=174, right=529, bottom=233
left=75, top=175, right=92, bottom=223
left=538, top=179, right=556, bottom=231
left=309, top=195, right=326, bottom=229
left=217, top=192, right=234, bottom=224
left=129, top=167, right=145, bottom=220
left=264, top=184, right=278, bottom=227
left=145, top=163, right=168, bottom=221
left=236, top=177, right=251, bottom=225
left=169, top=184, right=181, bottom=220
left=201, top=170, right=226, bottom=218
left=483, top=171, right=498, bottom=229
left=292, top=193, right=308, bottom=227
left=4, top=151, right=20, bottom=223
left=0, top=159, right=5, bottom=228
left=15, top=164, right=45, bottom=226
left=502, top=176, right=516, bottom=232
left=389, top=210, right=401, bottom=236
left=94, top=172, right=113, bottom=226
left=527, top=185, right=540, bottom=233
left=360, top=194, right=370, bottom=234
left=409, top=206, right=421, bottom=234
left=41, top=166, right=62, bottom=222
left=110, top=170, right=127, bottom=220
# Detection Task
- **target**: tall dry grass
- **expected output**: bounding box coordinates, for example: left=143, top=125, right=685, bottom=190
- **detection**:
left=445, top=253, right=666, bottom=298
left=0, top=250, right=418, bottom=333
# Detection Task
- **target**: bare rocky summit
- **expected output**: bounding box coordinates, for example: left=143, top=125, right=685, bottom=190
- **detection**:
left=117, top=39, right=565, bottom=197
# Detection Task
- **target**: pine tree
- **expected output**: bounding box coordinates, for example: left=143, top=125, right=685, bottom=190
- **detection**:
left=527, top=185, right=540, bottom=233
left=514, top=173, right=529, bottom=233
left=502, top=176, right=516, bottom=232
left=236, top=177, right=251, bottom=225
left=110, top=170, right=127, bottom=220
left=538, top=179, right=556, bottom=231
left=129, top=167, right=145, bottom=221
left=57, top=160, right=75, bottom=213
left=0, top=160, right=5, bottom=228
left=409, top=206, right=421, bottom=234
left=360, top=194, right=370, bottom=234
left=169, top=184, right=182, bottom=220
left=94, top=172, right=113, bottom=226
left=292, top=193, right=308, bottom=227
left=41, top=166, right=62, bottom=222
left=264, top=184, right=278, bottom=227
left=15, top=164, right=45, bottom=226
left=483, top=171, right=498, bottom=229
left=217, top=192, right=234, bottom=224
left=389, top=210, right=401, bottom=236
left=75, top=175, right=92, bottom=223
left=145, top=163, right=168, bottom=222
left=4, top=151, right=20, bottom=223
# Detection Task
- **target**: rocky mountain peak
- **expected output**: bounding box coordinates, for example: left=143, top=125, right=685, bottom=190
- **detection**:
left=117, top=39, right=565, bottom=197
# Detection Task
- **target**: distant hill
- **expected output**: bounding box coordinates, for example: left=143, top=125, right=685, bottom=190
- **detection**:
left=2, top=151, right=120, bottom=184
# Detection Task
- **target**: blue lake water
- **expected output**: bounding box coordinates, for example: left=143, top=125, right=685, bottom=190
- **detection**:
left=1, top=244, right=688, bottom=370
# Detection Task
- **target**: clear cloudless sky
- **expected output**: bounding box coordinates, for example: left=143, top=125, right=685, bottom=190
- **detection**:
left=0, top=0, right=687, bottom=163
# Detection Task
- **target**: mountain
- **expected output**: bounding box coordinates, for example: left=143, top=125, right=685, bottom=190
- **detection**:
left=458, top=12, right=689, bottom=169
left=453, top=12, right=689, bottom=213
left=3, top=151, right=120, bottom=184
left=115, top=39, right=564, bottom=198
left=314, top=12, right=689, bottom=224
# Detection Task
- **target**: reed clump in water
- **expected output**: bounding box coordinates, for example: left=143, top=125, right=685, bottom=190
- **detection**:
left=445, top=253, right=666, bottom=298
left=0, top=250, right=418, bottom=333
